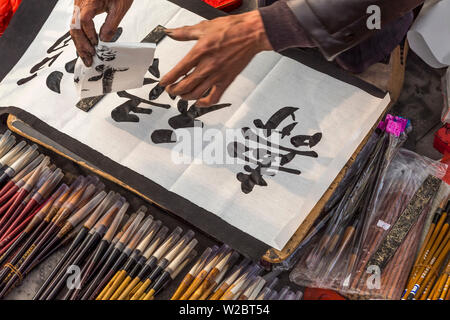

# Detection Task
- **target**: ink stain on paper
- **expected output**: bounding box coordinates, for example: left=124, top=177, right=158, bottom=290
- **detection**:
left=151, top=129, right=177, bottom=144
left=253, top=106, right=299, bottom=136
left=17, top=73, right=37, bottom=85
left=65, top=58, right=77, bottom=73
left=148, top=59, right=160, bottom=78
left=111, top=99, right=153, bottom=122
left=149, top=83, right=166, bottom=100
left=291, top=132, right=322, bottom=148
left=46, top=71, right=63, bottom=93
left=168, top=102, right=231, bottom=129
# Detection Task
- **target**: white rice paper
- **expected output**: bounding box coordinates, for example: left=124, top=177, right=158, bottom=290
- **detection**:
left=0, top=0, right=390, bottom=250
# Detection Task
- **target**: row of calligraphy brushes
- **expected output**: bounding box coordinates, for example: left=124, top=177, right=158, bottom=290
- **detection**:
left=403, top=199, right=450, bottom=300
left=171, top=248, right=302, bottom=300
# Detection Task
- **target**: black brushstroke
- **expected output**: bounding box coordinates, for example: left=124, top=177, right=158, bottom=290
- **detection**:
left=30, top=52, right=63, bottom=73
left=143, top=78, right=158, bottom=85
left=280, top=122, right=298, bottom=138
left=47, top=31, right=71, bottom=53
left=253, top=106, right=299, bottom=136
left=96, top=45, right=117, bottom=62
left=237, top=166, right=268, bottom=194
left=148, top=58, right=160, bottom=78
left=117, top=91, right=170, bottom=109
left=169, top=93, right=177, bottom=100
left=74, top=77, right=79, bottom=83
left=65, top=58, right=77, bottom=73
left=242, top=127, right=318, bottom=158
left=149, top=83, right=165, bottom=100
left=142, top=25, right=167, bottom=44
left=291, top=132, right=322, bottom=148
left=111, top=99, right=153, bottom=122
left=46, top=71, right=63, bottom=93
left=168, top=103, right=231, bottom=129
left=177, top=99, right=188, bottom=113
left=151, top=129, right=177, bottom=144
left=17, top=73, right=37, bottom=85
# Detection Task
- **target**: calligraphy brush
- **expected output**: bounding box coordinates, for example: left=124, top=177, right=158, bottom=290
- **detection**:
left=180, top=245, right=230, bottom=300
left=189, top=250, right=238, bottom=300
left=140, top=238, right=198, bottom=300
left=171, top=247, right=213, bottom=300
left=108, top=219, right=163, bottom=300
left=196, top=252, right=239, bottom=300
left=0, top=167, right=62, bottom=239
left=76, top=210, right=135, bottom=296
left=406, top=203, right=448, bottom=289
left=199, top=260, right=235, bottom=300
left=0, top=178, right=86, bottom=296
left=0, top=131, right=14, bottom=157
left=406, top=230, right=450, bottom=299
left=149, top=250, right=198, bottom=300
left=81, top=209, right=144, bottom=300
left=115, top=225, right=169, bottom=300
left=0, top=162, right=46, bottom=231
left=239, top=276, right=263, bottom=300
left=46, top=199, right=125, bottom=301
left=219, top=265, right=261, bottom=300
left=120, top=226, right=182, bottom=300
left=208, top=257, right=250, bottom=300
left=0, top=140, right=26, bottom=171
left=404, top=215, right=450, bottom=297
left=246, top=277, right=267, bottom=300
left=32, top=190, right=107, bottom=271
left=0, top=154, right=44, bottom=204
left=92, top=212, right=152, bottom=300
left=65, top=199, right=126, bottom=300
left=38, top=200, right=127, bottom=300
left=129, top=229, right=194, bottom=300
left=255, top=287, right=271, bottom=300
left=98, top=213, right=156, bottom=300
left=0, top=183, right=67, bottom=271
left=0, top=144, right=39, bottom=186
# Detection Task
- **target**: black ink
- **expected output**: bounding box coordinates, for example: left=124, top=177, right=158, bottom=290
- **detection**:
left=149, top=83, right=165, bottom=100
left=237, top=166, right=268, bottom=194
left=279, top=122, right=298, bottom=138
left=46, top=71, right=63, bottom=93
left=65, top=58, right=77, bottom=73
left=253, top=106, right=299, bottom=136
left=74, top=77, right=80, bottom=83
left=151, top=129, right=177, bottom=144
left=142, top=25, right=167, bottom=44
left=291, top=132, right=322, bottom=148
left=17, top=73, right=37, bottom=85
left=96, top=45, right=117, bottom=62
left=143, top=78, right=158, bottom=85
left=177, top=99, right=188, bottom=113
left=47, top=31, right=71, bottom=54
left=168, top=103, right=231, bottom=129
left=118, top=91, right=170, bottom=109
left=111, top=99, right=153, bottom=122
left=30, top=52, right=63, bottom=73
left=148, top=58, right=160, bottom=78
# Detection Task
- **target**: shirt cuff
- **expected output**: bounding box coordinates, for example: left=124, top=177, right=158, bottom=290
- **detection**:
left=259, top=1, right=315, bottom=52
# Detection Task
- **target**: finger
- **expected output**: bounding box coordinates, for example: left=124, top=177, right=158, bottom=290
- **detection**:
left=70, top=29, right=95, bottom=67
left=179, top=76, right=215, bottom=101
left=165, top=25, right=202, bottom=41
left=160, top=51, right=201, bottom=87
left=196, top=84, right=227, bottom=107
left=166, top=65, right=211, bottom=97
left=81, top=18, right=98, bottom=46
left=100, top=9, right=128, bottom=41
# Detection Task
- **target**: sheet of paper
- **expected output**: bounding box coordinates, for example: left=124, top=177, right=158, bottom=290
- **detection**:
left=0, top=0, right=389, bottom=250
left=74, top=41, right=156, bottom=98
left=408, top=0, right=450, bottom=68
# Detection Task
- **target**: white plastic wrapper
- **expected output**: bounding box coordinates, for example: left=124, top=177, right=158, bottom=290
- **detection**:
left=74, top=41, right=156, bottom=98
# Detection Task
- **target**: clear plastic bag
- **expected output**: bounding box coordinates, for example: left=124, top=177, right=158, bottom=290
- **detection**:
left=290, top=148, right=447, bottom=300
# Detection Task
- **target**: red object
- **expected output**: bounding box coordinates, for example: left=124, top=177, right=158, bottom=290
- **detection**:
left=0, top=0, right=22, bottom=37
left=303, top=288, right=346, bottom=300
left=434, top=124, right=450, bottom=155
left=202, top=0, right=243, bottom=12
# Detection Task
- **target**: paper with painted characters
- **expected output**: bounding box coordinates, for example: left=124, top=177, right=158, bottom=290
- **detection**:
left=0, top=0, right=390, bottom=250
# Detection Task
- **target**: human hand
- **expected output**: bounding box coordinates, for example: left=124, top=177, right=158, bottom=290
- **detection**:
left=160, top=11, right=273, bottom=107
left=70, top=0, right=133, bottom=66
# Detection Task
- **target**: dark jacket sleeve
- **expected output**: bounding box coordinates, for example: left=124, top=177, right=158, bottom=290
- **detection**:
left=260, top=0, right=424, bottom=60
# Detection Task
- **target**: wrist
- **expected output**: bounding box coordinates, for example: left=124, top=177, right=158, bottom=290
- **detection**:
left=242, top=11, right=273, bottom=52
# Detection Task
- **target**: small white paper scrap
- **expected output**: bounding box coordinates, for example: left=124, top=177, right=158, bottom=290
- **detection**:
left=376, top=220, right=391, bottom=231
left=74, top=41, right=156, bottom=98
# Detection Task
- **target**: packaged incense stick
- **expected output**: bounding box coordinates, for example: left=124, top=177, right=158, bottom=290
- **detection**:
left=290, top=148, right=447, bottom=300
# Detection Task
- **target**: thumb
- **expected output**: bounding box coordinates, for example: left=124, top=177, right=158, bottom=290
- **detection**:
left=165, top=25, right=201, bottom=41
